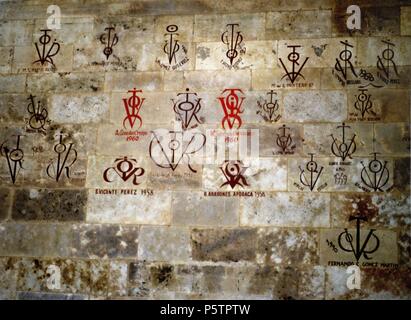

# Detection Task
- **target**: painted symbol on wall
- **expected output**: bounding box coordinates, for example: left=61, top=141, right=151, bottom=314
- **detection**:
left=330, top=123, right=356, bottom=161
left=354, top=89, right=373, bottom=119
left=123, top=88, right=145, bottom=130
left=276, top=124, right=294, bottom=154
left=358, top=68, right=383, bottom=89
left=46, top=133, right=77, bottom=182
left=360, top=153, right=390, bottom=192
left=149, top=131, right=206, bottom=173
left=33, top=29, right=60, bottom=66
left=164, top=25, right=180, bottom=65
left=26, top=94, right=50, bottom=133
left=103, top=156, right=145, bottom=185
left=100, top=27, right=118, bottom=60
left=377, top=40, right=399, bottom=80
left=219, top=160, right=249, bottom=189
left=335, top=40, right=357, bottom=81
left=172, top=88, right=203, bottom=130
left=299, top=153, right=324, bottom=191
left=0, top=135, right=24, bottom=184
left=221, top=23, right=244, bottom=66
left=338, top=215, right=380, bottom=262
left=279, top=45, right=309, bottom=84
left=257, top=90, right=280, bottom=122
left=218, top=89, right=245, bottom=130
left=334, top=172, right=348, bottom=185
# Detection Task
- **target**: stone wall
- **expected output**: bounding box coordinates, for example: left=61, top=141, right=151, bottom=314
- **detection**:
left=0, top=0, right=410, bottom=300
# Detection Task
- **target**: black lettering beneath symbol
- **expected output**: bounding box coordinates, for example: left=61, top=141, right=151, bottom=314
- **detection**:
left=257, top=90, right=280, bottom=122
left=103, top=156, right=145, bottom=186
left=335, top=40, right=357, bottom=81
left=330, top=123, right=356, bottom=161
left=164, top=25, right=180, bottom=65
left=360, top=153, right=390, bottom=192
left=27, top=94, right=50, bottom=132
left=0, top=135, right=24, bottom=184
left=46, top=133, right=77, bottom=182
left=221, top=23, right=243, bottom=66
left=100, top=27, right=118, bottom=60
left=33, top=29, right=60, bottom=66
left=173, top=88, right=203, bottom=130
left=299, top=153, right=323, bottom=191
left=149, top=131, right=205, bottom=173
left=220, top=160, right=249, bottom=189
left=377, top=40, right=399, bottom=80
left=279, top=45, right=309, bottom=84
left=338, top=215, right=380, bottom=262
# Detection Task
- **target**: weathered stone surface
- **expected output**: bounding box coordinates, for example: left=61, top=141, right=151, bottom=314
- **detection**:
left=0, top=74, right=26, bottom=93
left=105, top=72, right=162, bottom=91
left=374, top=123, right=410, bottom=156
left=0, top=258, right=18, bottom=298
left=184, top=70, right=251, bottom=90
left=394, top=157, right=410, bottom=192
left=0, top=20, right=34, bottom=46
left=171, top=191, right=239, bottom=226
left=108, top=261, right=128, bottom=297
left=0, top=188, right=11, bottom=221
left=11, top=189, right=87, bottom=222
left=0, top=47, right=13, bottom=73
left=49, top=94, right=110, bottom=124
left=401, top=6, right=411, bottom=35
left=138, top=226, right=191, bottom=262
left=241, top=192, right=330, bottom=227
left=191, top=228, right=257, bottom=262
left=87, top=190, right=171, bottom=225
left=266, top=10, right=331, bottom=39
left=17, top=291, right=88, bottom=300
left=284, top=91, right=347, bottom=122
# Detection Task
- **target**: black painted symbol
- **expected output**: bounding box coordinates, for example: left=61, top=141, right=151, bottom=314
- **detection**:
left=334, top=172, right=347, bottom=185
left=0, top=135, right=24, bottom=184
left=100, top=27, right=118, bottom=60
left=149, top=131, right=206, bottom=173
left=377, top=40, right=399, bottom=80
left=33, top=29, right=60, bottom=66
left=46, top=133, right=77, bottom=182
left=172, top=88, right=202, bottom=130
left=360, top=153, right=390, bottom=192
left=220, top=160, right=249, bottom=189
left=335, top=40, right=357, bottom=80
left=279, top=45, right=309, bottom=84
left=103, top=156, right=145, bottom=185
left=276, top=124, right=293, bottom=154
left=299, top=153, right=323, bottom=191
left=27, top=94, right=49, bottom=132
left=338, top=215, right=380, bottom=262
left=221, top=23, right=243, bottom=66
left=257, top=90, right=280, bottom=122
left=330, top=123, right=356, bottom=161
left=164, top=25, right=180, bottom=65
left=354, top=89, right=373, bottom=119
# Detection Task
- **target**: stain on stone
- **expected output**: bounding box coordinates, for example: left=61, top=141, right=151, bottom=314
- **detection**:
left=312, top=44, right=327, bottom=57
left=150, top=264, right=174, bottom=287
left=196, top=46, right=210, bottom=60
left=394, top=158, right=410, bottom=192
left=128, top=262, right=151, bottom=297
left=0, top=188, right=11, bottom=221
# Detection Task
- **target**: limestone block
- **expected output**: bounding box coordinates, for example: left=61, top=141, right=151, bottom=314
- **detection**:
left=0, top=47, right=13, bottom=73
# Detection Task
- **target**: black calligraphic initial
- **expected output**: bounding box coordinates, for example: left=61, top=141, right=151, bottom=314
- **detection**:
left=299, top=153, right=323, bottom=191
left=33, top=29, right=60, bottom=66
left=0, top=135, right=24, bottom=184
left=46, top=133, right=77, bottom=182
left=279, top=45, right=309, bottom=84
left=100, top=27, right=119, bottom=60
left=221, top=23, right=243, bottom=66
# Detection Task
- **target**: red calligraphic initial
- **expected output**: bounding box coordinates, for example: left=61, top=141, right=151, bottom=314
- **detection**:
left=218, top=88, right=245, bottom=129
left=122, top=88, right=145, bottom=129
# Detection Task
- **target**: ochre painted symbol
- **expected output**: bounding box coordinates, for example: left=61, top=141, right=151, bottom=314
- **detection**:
left=218, top=88, right=245, bottom=130
left=100, top=27, right=118, bottom=60
left=338, top=215, right=380, bottom=262
left=276, top=124, right=293, bottom=154
left=33, top=29, right=60, bottom=66
left=220, top=160, right=249, bottom=189
left=27, top=94, right=49, bottom=132
left=221, top=23, right=243, bottom=66
left=354, top=89, right=373, bottom=119
left=103, top=156, right=145, bottom=185
left=257, top=90, right=279, bottom=122
left=279, top=45, right=309, bottom=84
left=123, top=88, right=145, bottom=130
left=335, top=40, right=357, bottom=80
left=164, top=25, right=180, bottom=65
left=330, top=123, right=356, bottom=161
left=360, top=153, right=390, bottom=192
left=46, top=133, right=77, bottom=182
left=149, top=131, right=206, bottom=173
left=299, top=153, right=323, bottom=191
left=172, top=88, right=202, bottom=130
left=0, top=135, right=24, bottom=184
left=377, top=40, right=399, bottom=80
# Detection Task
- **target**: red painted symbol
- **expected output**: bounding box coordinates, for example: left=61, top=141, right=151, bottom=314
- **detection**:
left=220, top=160, right=249, bottom=189
left=123, top=88, right=145, bottom=130
left=218, top=89, right=245, bottom=130
left=103, top=156, right=145, bottom=185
